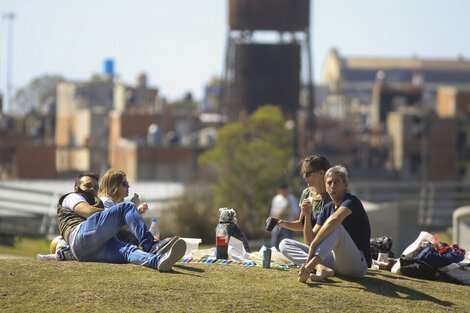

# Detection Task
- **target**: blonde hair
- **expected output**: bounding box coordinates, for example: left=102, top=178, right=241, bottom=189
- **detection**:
left=98, top=169, right=127, bottom=204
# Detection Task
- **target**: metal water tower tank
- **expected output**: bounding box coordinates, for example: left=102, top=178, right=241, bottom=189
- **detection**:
left=229, top=0, right=310, bottom=31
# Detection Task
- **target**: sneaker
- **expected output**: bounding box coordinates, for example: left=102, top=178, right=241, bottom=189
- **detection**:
left=149, top=236, right=179, bottom=255
left=157, top=239, right=187, bottom=272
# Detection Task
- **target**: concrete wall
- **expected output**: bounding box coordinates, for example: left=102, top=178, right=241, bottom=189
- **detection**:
left=364, top=200, right=419, bottom=256
left=453, top=206, right=470, bottom=251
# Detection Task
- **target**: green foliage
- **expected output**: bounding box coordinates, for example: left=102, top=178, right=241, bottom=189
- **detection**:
left=161, top=184, right=218, bottom=243
left=199, top=105, right=294, bottom=236
left=0, top=237, right=50, bottom=257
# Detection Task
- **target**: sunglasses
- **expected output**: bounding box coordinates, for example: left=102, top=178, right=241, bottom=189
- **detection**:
left=303, top=170, right=316, bottom=178
left=122, top=181, right=129, bottom=188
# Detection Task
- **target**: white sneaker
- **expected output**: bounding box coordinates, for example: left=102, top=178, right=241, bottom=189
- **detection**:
left=157, top=239, right=186, bottom=272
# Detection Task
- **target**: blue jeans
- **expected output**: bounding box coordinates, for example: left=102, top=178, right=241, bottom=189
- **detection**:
left=271, top=227, right=294, bottom=251
left=72, top=202, right=162, bottom=269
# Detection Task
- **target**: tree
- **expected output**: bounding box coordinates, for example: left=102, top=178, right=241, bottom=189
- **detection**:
left=12, top=75, right=65, bottom=114
left=199, top=105, right=294, bottom=236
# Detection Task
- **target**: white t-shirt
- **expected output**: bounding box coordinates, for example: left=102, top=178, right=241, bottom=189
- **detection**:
left=62, top=193, right=87, bottom=211
left=270, top=193, right=300, bottom=220
left=100, top=196, right=116, bottom=210
left=61, top=193, right=87, bottom=254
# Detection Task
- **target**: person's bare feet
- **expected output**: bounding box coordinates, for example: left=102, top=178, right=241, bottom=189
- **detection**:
left=309, top=265, right=334, bottom=281
left=298, top=265, right=310, bottom=283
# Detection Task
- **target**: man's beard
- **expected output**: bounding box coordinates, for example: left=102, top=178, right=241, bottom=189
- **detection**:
left=77, top=187, right=96, bottom=196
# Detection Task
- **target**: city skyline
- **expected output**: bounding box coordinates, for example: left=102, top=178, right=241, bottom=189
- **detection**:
left=0, top=0, right=468, bottom=110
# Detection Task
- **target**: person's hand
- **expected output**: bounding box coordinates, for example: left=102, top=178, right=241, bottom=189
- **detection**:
left=131, top=193, right=141, bottom=206
left=301, top=199, right=313, bottom=216
left=265, top=217, right=281, bottom=229
left=138, top=203, right=148, bottom=215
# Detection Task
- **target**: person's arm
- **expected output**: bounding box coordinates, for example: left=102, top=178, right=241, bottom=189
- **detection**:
left=73, top=201, right=104, bottom=219
left=299, top=198, right=317, bottom=245
left=277, top=219, right=303, bottom=231
left=276, top=198, right=307, bottom=231
left=308, top=224, right=321, bottom=245
left=303, top=215, right=319, bottom=245
left=306, top=206, right=352, bottom=263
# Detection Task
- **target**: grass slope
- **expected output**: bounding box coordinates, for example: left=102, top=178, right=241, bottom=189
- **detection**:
left=1, top=258, right=469, bottom=312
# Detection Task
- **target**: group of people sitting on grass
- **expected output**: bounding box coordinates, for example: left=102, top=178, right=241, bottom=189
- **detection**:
left=56, top=154, right=371, bottom=283
left=270, top=155, right=371, bottom=282
left=57, top=169, right=186, bottom=272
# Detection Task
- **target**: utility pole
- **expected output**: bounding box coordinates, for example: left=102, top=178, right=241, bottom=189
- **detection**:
left=2, top=12, right=15, bottom=114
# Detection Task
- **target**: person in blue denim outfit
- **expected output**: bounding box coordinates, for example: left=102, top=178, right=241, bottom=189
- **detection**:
left=56, top=172, right=186, bottom=272
left=98, top=168, right=150, bottom=246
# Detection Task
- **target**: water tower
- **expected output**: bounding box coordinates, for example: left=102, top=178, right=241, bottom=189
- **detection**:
left=223, top=0, right=315, bottom=155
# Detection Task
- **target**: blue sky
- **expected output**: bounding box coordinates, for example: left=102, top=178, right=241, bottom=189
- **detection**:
left=0, top=0, right=468, bottom=106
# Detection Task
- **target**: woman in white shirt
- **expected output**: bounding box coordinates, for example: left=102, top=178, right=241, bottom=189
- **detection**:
left=98, top=169, right=148, bottom=245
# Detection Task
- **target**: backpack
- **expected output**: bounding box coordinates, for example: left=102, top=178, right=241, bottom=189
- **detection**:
left=399, top=258, right=461, bottom=284
left=370, top=236, right=395, bottom=260
left=393, top=231, right=470, bottom=285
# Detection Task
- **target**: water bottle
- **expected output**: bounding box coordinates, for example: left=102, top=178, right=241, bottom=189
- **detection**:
left=215, top=223, right=229, bottom=259
left=149, top=219, right=160, bottom=241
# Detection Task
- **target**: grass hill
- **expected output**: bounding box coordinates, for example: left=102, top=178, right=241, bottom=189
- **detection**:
left=0, top=237, right=469, bottom=312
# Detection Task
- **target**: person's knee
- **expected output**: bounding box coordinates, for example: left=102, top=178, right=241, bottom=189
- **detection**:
left=118, top=201, right=137, bottom=213
left=279, top=238, right=291, bottom=253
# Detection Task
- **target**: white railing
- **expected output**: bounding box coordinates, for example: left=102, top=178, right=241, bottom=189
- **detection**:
left=0, top=180, right=185, bottom=238
left=2, top=179, right=469, bottom=238
left=350, top=180, right=470, bottom=228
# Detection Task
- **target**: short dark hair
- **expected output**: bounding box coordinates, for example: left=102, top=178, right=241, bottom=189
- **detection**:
left=302, top=155, right=330, bottom=172
left=74, top=172, right=100, bottom=188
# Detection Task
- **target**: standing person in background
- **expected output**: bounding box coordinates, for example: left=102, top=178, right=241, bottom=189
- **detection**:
left=273, top=155, right=332, bottom=265
left=269, top=183, right=300, bottom=250
left=98, top=169, right=148, bottom=245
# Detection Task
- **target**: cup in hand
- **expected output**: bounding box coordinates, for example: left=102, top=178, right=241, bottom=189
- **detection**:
left=265, top=217, right=279, bottom=231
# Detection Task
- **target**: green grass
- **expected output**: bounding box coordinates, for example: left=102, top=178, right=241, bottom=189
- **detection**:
left=1, top=237, right=469, bottom=312
left=1, top=258, right=469, bottom=312
left=0, top=237, right=51, bottom=258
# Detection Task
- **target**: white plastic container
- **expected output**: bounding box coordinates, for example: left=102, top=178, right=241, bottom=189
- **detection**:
left=180, top=238, right=202, bottom=254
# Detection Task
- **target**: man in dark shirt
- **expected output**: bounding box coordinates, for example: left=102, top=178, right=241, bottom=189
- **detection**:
left=298, top=165, right=371, bottom=283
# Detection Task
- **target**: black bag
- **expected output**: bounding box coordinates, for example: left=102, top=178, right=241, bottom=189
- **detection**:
left=370, top=236, right=395, bottom=260
left=399, top=258, right=438, bottom=280
left=399, top=258, right=462, bottom=284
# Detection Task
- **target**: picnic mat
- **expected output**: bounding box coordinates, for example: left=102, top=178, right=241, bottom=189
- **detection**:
left=178, top=242, right=296, bottom=270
